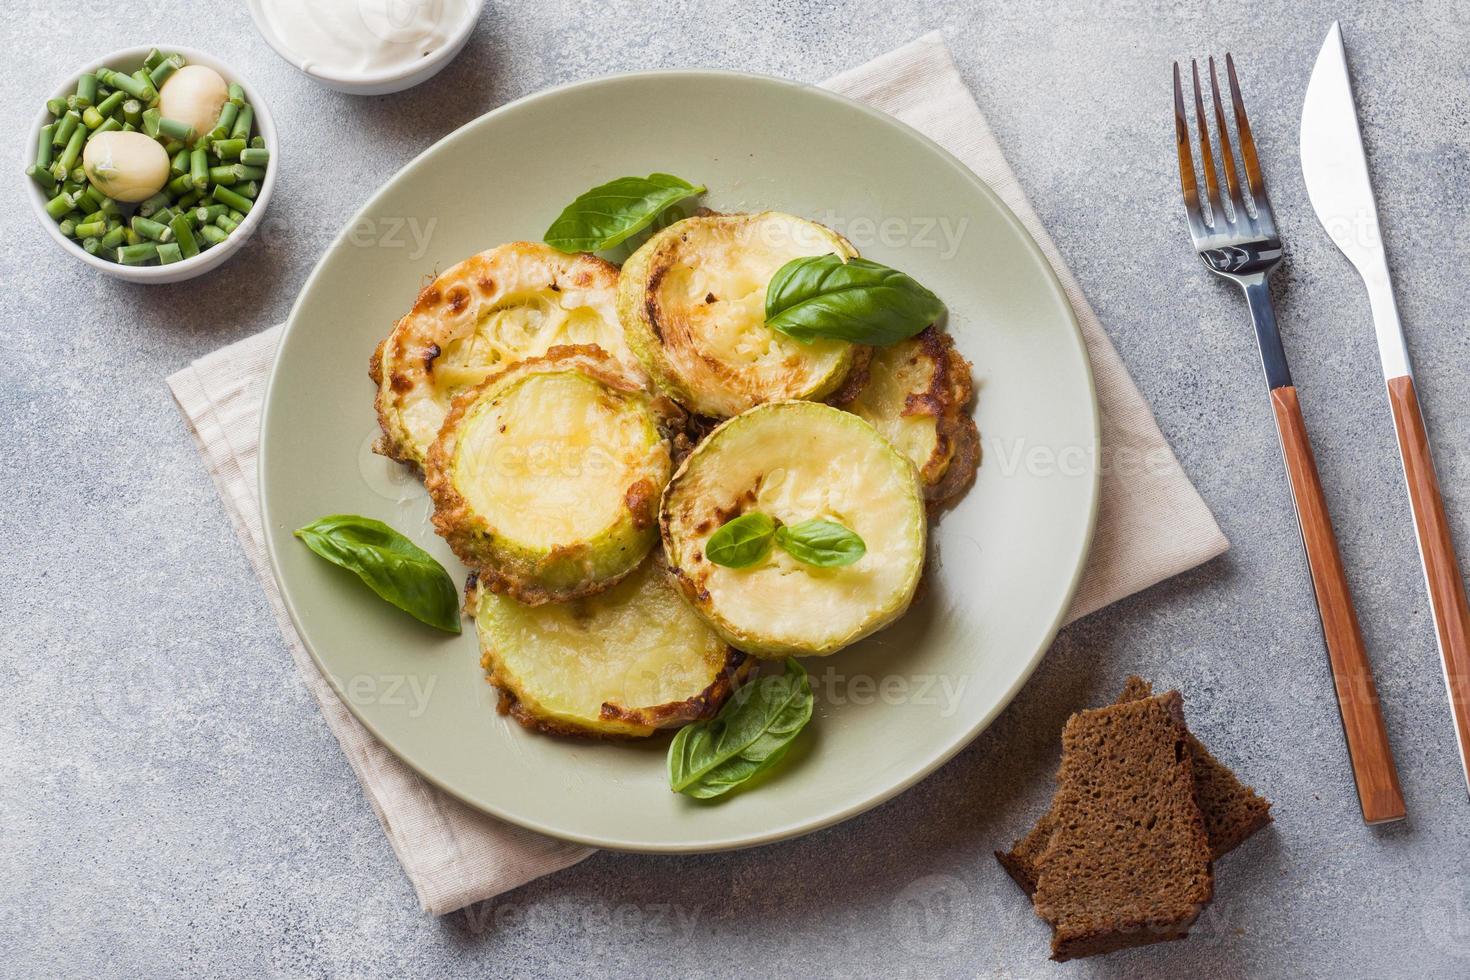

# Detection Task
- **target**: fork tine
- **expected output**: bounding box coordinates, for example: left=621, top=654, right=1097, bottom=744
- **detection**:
left=1173, top=62, right=1207, bottom=241
left=1225, top=53, right=1275, bottom=232
left=1207, top=56, right=1249, bottom=225
left=1190, top=59, right=1224, bottom=227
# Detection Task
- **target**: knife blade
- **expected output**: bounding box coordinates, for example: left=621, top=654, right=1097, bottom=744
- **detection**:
left=1302, top=21, right=1470, bottom=797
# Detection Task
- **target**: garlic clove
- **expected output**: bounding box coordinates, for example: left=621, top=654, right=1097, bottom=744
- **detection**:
left=157, top=64, right=229, bottom=138
left=82, top=131, right=171, bottom=203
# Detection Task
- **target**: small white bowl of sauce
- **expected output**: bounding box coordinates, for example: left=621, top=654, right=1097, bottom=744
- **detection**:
left=245, top=0, right=484, bottom=96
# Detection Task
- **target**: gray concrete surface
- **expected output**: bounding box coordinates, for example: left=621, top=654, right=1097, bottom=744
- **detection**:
left=5, top=1, right=1470, bottom=977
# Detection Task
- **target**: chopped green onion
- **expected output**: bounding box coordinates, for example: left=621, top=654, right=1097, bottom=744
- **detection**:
left=52, top=125, right=85, bottom=179
left=118, top=242, right=158, bottom=265
left=86, top=116, right=121, bottom=140
left=53, top=110, right=79, bottom=147
left=137, top=191, right=170, bottom=217
left=169, top=214, right=199, bottom=258
left=36, top=124, right=55, bottom=168
left=76, top=186, right=105, bottom=214
left=97, top=68, right=149, bottom=101
left=149, top=55, right=183, bottom=88
left=25, top=164, right=56, bottom=194
left=131, top=215, right=173, bottom=243
left=95, top=90, right=126, bottom=118
left=131, top=69, right=158, bottom=103
left=190, top=146, right=208, bottom=189
left=230, top=104, right=253, bottom=141
left=209, top=101, right=239, bottom=140
left=157, top=116, right=195, bottom=143
left=211, top=184, right=253, bottom=214
left=74, top=73, right=97, bottom=109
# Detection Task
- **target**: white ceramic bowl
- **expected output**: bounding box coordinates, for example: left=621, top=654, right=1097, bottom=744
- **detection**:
left=244, top=0, right=485, bottom=96
left=23, top=45, right=279, bottom=285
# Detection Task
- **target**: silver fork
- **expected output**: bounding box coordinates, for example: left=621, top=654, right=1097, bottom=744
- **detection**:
left=1173, top=55, right=1405, bottom=824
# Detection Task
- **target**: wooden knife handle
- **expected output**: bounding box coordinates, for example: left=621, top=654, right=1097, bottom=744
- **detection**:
left=1271, top=385, right=1406, bottom=824
left=1387, top=374, right=1470, bottom=794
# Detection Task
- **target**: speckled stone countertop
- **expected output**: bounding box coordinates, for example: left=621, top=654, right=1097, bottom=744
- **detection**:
left=6, top=1, right=1470, bottom=976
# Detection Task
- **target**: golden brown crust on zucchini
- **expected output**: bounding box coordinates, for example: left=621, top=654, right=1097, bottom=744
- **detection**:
left=481, top=648, right=755, bottom=740
left=469, top=560, right=754, bottom=739
left=835, top=328, right=980, bottom=513
left=617, top=212, right=861, bottom=417
left=373, top=243, right=637, bottom=468
left=425, top=345, right=681, bottom=605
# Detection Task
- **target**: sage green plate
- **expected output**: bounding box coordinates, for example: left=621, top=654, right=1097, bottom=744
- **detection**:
left=259, top=71, right=1098, bottom=852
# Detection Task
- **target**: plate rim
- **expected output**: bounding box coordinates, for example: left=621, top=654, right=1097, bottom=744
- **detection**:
left=258, top=67, right=1101, bottom=853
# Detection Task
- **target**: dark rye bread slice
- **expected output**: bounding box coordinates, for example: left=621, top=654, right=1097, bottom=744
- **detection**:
left=1031, top=691, right=1213, bottom=961
left=996, top=677, right=1271, bottom=896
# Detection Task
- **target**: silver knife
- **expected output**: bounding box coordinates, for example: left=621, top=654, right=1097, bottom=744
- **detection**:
left=1301, top=21, right=1470, bottom=795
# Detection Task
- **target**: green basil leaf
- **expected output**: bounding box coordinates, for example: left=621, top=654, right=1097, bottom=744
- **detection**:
left=705, top=512, right=775, bottom=568
left=668, top=658, right=814, bottom=798
left=774, top=519, right=867, bottom=567
left=295, top=515, right=462, bottom=634
left=764, top=254, right=945, bottom=346
left=544, top=173, right=705, bottom=253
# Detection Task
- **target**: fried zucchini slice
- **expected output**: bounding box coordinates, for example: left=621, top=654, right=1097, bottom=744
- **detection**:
left=661, top=401, right=926, bottom=658
left=617, top=212, right=862, bottom=418
left=471, top=558, right=752, bottom=738
left=834, top=327, right=980, bottom=510
left=371, top=242, right=639, bottom=468
left=426, top=346, right=681, bottom=604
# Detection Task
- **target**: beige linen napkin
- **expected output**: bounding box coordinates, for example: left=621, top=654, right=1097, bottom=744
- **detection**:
left=169, top=31, right=1228, bottom=916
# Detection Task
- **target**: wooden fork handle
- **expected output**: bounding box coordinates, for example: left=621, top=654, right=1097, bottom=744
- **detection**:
left=1387, top=374, right=1470, bottom=795
left=1271, top=385, right=1407, bottom=824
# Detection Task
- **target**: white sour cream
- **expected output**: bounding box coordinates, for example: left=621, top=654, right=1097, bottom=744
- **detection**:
left=259, top=0, right=469, bottom=77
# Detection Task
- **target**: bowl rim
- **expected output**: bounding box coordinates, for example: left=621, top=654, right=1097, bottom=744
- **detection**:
left=242, top=0, right=485, bottom=89
left=21, top=43, right=279, bottom=281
